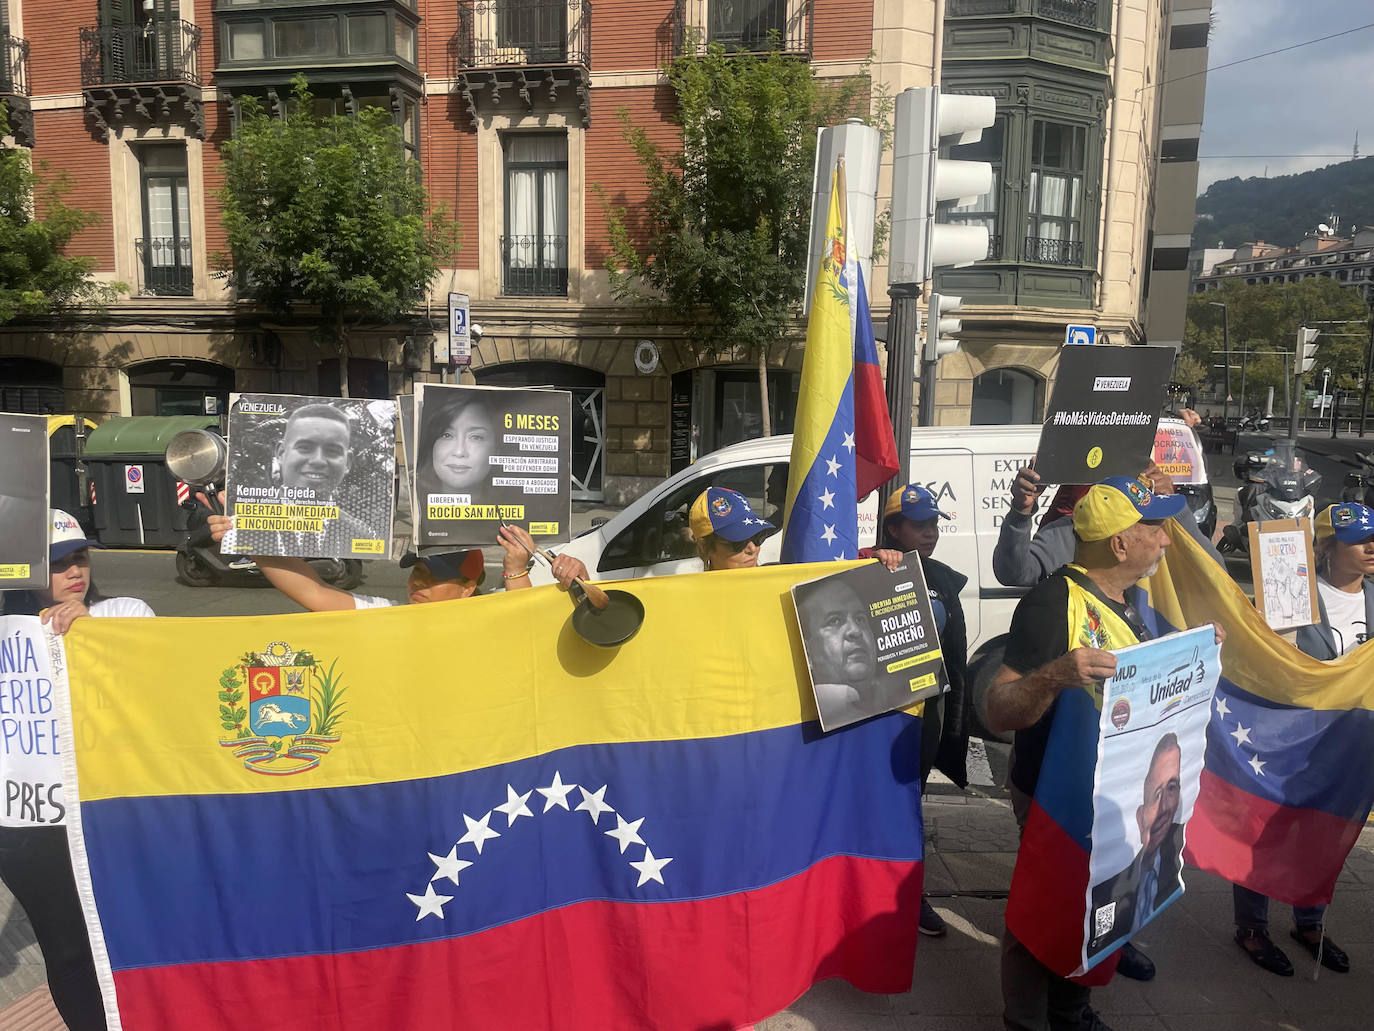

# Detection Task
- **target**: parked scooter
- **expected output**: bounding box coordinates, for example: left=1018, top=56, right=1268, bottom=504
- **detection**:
left=176, top=498, right=363, bottom=589
left=1238, top=410, right=1271, bottom=433
left=1339, top=450, right=1374, bottom=508
left=1218, top=438, right=1321, bottom=555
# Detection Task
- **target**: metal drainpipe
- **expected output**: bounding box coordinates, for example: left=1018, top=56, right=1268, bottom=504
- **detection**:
left=1095, top=0, right=1129, bottom=310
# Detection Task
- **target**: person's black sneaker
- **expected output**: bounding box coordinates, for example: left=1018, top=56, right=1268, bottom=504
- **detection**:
left=1079, top=1006, right=1115, bottom=1031
left=1115, top=940, right=1155, bottom=982
left=1235, top=927, right=1294, bottom=976
left=918, top=897, right=947, bottom=937
left=1290, top=928, right=1350, bottom=973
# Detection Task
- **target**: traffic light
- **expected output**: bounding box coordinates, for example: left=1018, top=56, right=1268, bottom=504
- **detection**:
left=1297, top=326, right=1320, bottom=374
left=889, top=87, right=996, bottom=286
left=923, top=293, right=964, bottom=362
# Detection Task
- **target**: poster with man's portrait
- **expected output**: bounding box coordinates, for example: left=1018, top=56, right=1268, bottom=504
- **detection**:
left=1079, top=626, right=1219, bottom=973
left=413, top=384, right=572, bottom=549
left=220, top=393, right=397, bottom=559
left=791, top=555, right=948, bottom=733
left=0, top=414, right=51, bottom=590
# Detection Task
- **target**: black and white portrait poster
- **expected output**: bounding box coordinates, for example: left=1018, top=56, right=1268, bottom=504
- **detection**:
left=220, top=393, right=397, bottom=560
left=791, top=554, right=948, bottom=733
left=396, top=393, right=417, bottom=526
left=1079, top=626, right=1218, bottom=973
left=414, top=384, right=572, bottom=548
left=0, top=413, right=51, bottom=590
left=1035, top=346, right=1175, bottom=484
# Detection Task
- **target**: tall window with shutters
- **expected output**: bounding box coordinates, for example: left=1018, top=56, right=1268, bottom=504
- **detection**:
left=138, top=144, right=193, bottom=296
left=502, top=133, right=568, bottom=297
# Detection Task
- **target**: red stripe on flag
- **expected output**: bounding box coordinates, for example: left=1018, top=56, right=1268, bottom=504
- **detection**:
left=1006, top=800, right=1117, bottom=986
left=853, top=361, right=899, bottom=500
left=1183, top=768, right=1364, bottom=908
left=109, top=855, right=922, bottom=1031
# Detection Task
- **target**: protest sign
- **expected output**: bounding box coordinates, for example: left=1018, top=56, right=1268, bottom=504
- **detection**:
left=220, top=393, right=397, bottom=560
left=414, top=384, right=572, bottom=548
left=1081, top=625, right=1219, bottom=972
left=1247, top=518, right=1318, bottom=631
left=1152, top=422, right=1204, bottom=484
left=0, top=414, right=50, bottom=590
left=1035, top=346, right=1175, bottom=484
left=0, top=616, right=66, bottom=826
left=791, top=554, right=947, bottom=732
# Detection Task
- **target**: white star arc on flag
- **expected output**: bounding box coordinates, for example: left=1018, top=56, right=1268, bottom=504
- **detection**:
left=406, top=779, right=672, bottom=921
left=825, top=455, right=841, bottom=477
left=818, top=488, right=835, bottom=510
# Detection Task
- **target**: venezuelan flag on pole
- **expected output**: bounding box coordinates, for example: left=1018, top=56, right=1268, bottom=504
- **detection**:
left=1141, top=527, right=1374, bottom=906
left=782, top=158, right=859, bottom=562
left=58, top=566, right=925, bottom=1030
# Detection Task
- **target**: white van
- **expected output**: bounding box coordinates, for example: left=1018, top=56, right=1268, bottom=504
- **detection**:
left=537, top=425, right=1055, bottom=700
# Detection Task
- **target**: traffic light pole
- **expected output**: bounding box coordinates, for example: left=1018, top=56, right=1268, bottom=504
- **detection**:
left=1288, top=371, right=1303, bottom=442
left=884, top=282, right=922, bottom=490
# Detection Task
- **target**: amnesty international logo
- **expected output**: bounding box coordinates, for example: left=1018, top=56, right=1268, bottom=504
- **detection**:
left=215, top=640, right=347, bottom=775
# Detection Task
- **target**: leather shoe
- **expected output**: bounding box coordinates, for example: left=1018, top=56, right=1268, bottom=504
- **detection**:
left=1079, top=1007, right=1115, bottom=1031
left=1235, top=928, right=1293, bottom=976
left=1290, top=928, right=1350, bottom=973
left=1115, top=941, right=1155, bottom=982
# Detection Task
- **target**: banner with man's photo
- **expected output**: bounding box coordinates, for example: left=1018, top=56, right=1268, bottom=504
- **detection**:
left=414, top=384, right=572, bottom=549
left=0, top=413, right=52, bottom=590
left=220, top=393, right=397, bottom=560
left=791, top=555, right=948, bottom=733
left=1080, top=625, right=1219, bottom=973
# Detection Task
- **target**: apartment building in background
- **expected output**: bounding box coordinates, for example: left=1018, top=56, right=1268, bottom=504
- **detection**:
left=1193, top=230, right=1374, bottom=305
left=0, top=0, right=1207, bottom=502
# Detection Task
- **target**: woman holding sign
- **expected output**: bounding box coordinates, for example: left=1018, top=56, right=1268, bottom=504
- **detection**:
left=1231, top=501, right=1372, bottom=977
left=0, top=510, right=155, bottom=1031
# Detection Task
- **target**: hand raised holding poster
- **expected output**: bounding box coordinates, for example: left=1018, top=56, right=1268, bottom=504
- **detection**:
left=1035, top=346, right=1175, bottom=484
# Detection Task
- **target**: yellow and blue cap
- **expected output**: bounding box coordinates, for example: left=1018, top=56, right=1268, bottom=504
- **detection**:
left=399, top=549, right=485, bottom=584
left=1315, top=502, right=1374, bottom=543
left=1072, top=476, right=1185, bottom=542
left=688, top=487, right=778, bottom=543
left=883, top=483, right=950, bottom=523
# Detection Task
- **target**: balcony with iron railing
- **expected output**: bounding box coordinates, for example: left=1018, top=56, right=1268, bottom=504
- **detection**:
left=1, top=34, right=29, bottom=96
left=1024, top=235, right=1083, bottom=266
left=501, top=234, right=568, bottom=297
left=79, top=18, right=202, bottom=88
left=454, top=0, right=591, bottom=71
left=136, top=237, right=194, bottom=297
left=946, top=0, right=1102, bottom=29
left=672, top=0, right=811, bottom=58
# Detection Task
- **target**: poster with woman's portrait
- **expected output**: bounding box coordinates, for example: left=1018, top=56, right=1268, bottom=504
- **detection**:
left=0, top=414, right=51, bottom=591
left=220, top=394, right=397, bottom=560
left=414, top=384, right=572, bottom=548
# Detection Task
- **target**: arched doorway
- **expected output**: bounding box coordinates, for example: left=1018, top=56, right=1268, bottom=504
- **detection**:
left=127, top=358, right=235, bottom=416
left=475, top=361, right=606, bottom=501
left=971, top=367, right=1044, bottom=425
left=0, top=356, right=65, bottom=414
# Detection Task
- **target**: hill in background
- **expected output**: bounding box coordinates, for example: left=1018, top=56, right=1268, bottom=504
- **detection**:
left=1193, top=157, right=1374, bottom=248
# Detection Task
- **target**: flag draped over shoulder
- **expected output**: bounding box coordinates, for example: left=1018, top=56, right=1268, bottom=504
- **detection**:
left=851, top=263, right=900, bottom=500
left=59, top=564, right=925, bottom=1031
left=782, top=160, right=859, bottom=562
left=1142, top=525, right=1374, bottom=907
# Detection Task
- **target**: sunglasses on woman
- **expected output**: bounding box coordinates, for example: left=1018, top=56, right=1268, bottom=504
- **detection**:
left=720, top=532, right=771, bottom=554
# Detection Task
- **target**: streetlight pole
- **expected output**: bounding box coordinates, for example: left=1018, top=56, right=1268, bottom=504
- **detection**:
left=1209, top=301, right=1231, bottom=423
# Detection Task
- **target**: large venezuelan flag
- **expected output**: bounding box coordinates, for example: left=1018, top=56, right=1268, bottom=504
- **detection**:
left=1142, top=525, right=1374, bottom=907
left=782, top=159, right=859, bottom=562
left=58, top=565, right=925, bottom=1030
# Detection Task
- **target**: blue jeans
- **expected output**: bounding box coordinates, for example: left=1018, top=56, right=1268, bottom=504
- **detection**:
left=1232, top=884, right=1326, bottom=932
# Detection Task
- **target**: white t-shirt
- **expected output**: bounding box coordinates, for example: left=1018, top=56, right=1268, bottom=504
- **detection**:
left=1317, top=579, right=1366, bottom=656
left=89, top=597, right=156, bottom=619
left=350, top=593, right=399, bottom=610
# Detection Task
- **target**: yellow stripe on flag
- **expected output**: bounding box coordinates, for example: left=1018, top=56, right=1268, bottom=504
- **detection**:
left=64, top=563, right=864, bottom=801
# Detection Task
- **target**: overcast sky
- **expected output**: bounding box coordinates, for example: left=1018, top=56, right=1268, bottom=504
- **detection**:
left=1197, top=0, right=1374, bottom=193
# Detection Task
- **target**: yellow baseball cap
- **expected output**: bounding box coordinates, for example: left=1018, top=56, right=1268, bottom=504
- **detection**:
left=1072, top=476, right=1185, bottom=542
left=1315, top=502, right=1374, bottom=542
left=688, top=487, right=778, bottom=543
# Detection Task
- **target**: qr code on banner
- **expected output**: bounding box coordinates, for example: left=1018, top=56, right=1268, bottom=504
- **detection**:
left=1093, top=902, right=1116, bottom=940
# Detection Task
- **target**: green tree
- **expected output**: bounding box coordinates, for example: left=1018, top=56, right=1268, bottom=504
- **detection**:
left=1184, top=279, right=1370, bottom=413
left=0, top=107, right=119, bottom=322
left=218, top=77, right=458, bottom=396
left=601, top=43, right=881, bottom=435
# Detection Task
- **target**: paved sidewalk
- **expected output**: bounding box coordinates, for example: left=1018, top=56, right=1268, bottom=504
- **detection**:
left=4, top=791, right=1366, bottom=1029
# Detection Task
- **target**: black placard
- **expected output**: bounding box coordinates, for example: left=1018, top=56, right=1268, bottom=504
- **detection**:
left=791, top=554, right=948, bottom=733
left=669, top=376, right=692, bottom=474
left=1035, top=345, right=1175, bottom=484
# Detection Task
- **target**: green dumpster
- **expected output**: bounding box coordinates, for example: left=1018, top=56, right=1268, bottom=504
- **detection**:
left=84, top=416, right=221, bottom=547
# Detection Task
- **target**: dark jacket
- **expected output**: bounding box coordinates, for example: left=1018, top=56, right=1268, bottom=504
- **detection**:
left=920, top=555, right=971, bottom=788
left=1295, top=578, right=1374, bottom=659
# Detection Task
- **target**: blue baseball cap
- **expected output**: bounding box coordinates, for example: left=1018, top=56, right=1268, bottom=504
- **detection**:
left=883, top=483, right=950, bottom=523
left=688, top=487, right=778, bottom=543
left=1073, top=476, right=1186, bottom=541
left=399, top=549, right=485, bottom=584
left=1316, top=503, right=1374, bottom=543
